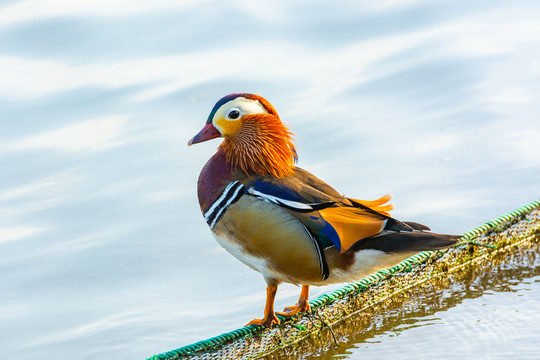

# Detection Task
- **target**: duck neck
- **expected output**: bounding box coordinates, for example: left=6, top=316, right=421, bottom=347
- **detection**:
left=219, top=113, right=297, bottom=178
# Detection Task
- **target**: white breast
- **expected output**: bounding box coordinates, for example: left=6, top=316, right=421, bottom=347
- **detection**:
left=211, top=232, right=288, bottom=283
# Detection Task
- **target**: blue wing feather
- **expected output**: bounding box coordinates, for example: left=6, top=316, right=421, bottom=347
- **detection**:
left=249, top=178, right=306, bottom=202
left=245, top=174, right=344, bottom=251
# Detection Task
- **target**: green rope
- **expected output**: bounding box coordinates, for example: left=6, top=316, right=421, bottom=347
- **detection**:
left=147, top=198, right=540, bottom=360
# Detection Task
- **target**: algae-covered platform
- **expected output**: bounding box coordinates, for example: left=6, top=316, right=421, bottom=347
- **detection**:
left=148, top=199, right=540, bottom=360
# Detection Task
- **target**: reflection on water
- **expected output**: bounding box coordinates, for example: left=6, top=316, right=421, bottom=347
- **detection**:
left=1, top=1, right=540, bottom=359
left=265, top=239, right=540, bottom=360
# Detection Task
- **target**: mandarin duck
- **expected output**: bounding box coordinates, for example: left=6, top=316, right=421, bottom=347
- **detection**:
left=189, top=93, right=459, bottom=327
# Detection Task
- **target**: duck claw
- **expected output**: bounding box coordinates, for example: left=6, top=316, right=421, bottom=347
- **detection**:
left=275, top=301, right=311, bottom=317
left=245, top=314, right=280, bottom=327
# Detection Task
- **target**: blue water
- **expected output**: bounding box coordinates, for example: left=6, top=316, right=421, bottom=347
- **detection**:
left=1, top=1, right=539, bottom=359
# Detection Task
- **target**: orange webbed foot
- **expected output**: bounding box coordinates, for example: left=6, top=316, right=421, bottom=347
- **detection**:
left=275, top=300, right=311, bottom=317
left=276, top=285, right=311, bottom=317
left=244, top=284, right=280, bottom=327
left=245, top=313, right=280, bottom=327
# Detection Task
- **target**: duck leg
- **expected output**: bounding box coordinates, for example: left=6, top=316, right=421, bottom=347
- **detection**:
left=276, top=285, right=310, bottom=317
left=245, top=284, right=280, bottom=327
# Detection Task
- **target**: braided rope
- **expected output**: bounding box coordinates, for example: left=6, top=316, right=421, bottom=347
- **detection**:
left=147, top=199, right=540, bottom=360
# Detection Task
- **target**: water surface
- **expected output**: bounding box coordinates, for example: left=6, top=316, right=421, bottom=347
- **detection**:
left=1, top=1, right=540, bottom=359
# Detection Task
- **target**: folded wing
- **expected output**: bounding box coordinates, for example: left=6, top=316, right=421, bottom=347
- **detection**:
left=244, top=168, right=428, bottom=254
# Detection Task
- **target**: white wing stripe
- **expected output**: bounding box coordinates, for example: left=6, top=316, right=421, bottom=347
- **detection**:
left=247, top=188, right=316, bottom=210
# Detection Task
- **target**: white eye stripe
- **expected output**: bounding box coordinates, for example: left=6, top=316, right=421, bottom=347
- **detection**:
left=213, top=97, right=268, bottom=123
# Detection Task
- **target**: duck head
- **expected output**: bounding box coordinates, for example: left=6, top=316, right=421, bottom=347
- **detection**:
left=189, top=93, right=297, bottom=178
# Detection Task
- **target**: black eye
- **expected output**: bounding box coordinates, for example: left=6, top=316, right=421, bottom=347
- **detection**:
left=228, top=110, right=240, bottom=119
